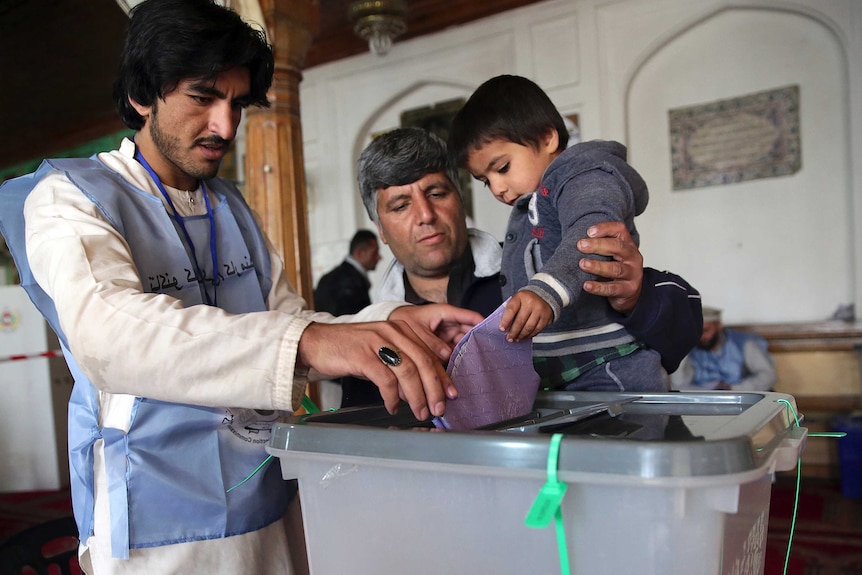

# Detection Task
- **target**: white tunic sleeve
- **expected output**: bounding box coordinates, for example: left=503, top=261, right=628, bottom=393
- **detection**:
left=23, top=167, right=401, bottom=412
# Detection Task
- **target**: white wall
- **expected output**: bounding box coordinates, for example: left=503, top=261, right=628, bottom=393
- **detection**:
left=299, top=0, right=862, bottom=323
left=624, top=6, right=854, bottom=323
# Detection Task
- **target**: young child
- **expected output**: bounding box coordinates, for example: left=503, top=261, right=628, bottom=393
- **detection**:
left=449, top=74, right=667, bottom=392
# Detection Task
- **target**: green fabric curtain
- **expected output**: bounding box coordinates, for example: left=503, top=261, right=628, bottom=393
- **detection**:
left=0, top=129, right=133, bottom=183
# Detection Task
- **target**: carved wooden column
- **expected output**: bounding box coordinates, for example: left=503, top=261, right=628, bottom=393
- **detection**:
left=245, top=0, right=320, bottom=409
left=245, top=0, right=317, bottom=302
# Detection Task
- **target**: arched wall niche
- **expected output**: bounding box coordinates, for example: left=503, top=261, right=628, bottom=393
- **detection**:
left=621, top=5, right=851, bottom=323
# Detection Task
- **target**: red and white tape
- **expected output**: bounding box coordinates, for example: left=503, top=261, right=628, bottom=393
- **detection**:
left=0, top=349, right=62, bottom=363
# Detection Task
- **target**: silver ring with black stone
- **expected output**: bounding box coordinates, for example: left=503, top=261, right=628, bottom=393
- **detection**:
left=378, top=346, right=402, bottom=367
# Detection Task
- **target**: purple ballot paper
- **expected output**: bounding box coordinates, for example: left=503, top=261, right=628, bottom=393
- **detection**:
left=433, top=299, right=541, bottom=431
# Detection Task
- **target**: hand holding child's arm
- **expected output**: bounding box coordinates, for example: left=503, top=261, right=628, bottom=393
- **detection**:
left=499, top=291, right=554, bottom=342
left=577, top=222, right=643, bottom=314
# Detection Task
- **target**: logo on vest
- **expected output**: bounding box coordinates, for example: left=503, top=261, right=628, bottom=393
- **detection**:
left=222, top=408, right=281, bottom=444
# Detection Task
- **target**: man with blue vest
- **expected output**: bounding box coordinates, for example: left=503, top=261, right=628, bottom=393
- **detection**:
left=671, top=306, right=776, bottom=391
left=0, top=1, right=481, bottom=573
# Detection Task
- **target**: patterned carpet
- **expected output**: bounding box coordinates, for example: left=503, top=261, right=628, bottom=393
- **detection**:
left=0, top=487, right=73, bottom=541
left=1, top=476, right=860, bottom=574
left=0, top=486, right=78, bottom=574
left=765, top=475, right=862, bottom=575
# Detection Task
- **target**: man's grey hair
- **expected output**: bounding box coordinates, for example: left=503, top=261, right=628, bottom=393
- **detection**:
left=357, top=127, right=462, bottom=223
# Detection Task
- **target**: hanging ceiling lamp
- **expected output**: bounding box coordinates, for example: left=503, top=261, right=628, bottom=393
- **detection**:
left=348, top=0, right=408, bottom=57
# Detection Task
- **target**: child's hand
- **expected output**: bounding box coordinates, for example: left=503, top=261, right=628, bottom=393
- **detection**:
left=499, top=291, right=554, bottom=342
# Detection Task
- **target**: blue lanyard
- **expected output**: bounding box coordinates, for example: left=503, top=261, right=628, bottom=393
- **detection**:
left=134, top=148, right=219, bottom=307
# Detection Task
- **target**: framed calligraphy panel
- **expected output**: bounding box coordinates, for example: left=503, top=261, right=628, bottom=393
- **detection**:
left=669, top=85, right=801, bottom=191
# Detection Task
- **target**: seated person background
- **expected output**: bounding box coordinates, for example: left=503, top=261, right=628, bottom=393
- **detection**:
left=671, top=306, right=776, bottom=391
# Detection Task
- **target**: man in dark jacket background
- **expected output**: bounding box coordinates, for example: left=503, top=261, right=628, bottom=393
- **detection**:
left=314, top=229, right=383, bottom=407
left=314, top=229, right=381, bottom=316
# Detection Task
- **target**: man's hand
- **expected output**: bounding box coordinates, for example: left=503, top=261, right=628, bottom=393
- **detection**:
left=577, top=221, right=644, bottom=314
left=298, top=320, right=457, bottom=421
left=499, top=291, right=553, bottom=342
left=389, top=304, right=483, bottom=352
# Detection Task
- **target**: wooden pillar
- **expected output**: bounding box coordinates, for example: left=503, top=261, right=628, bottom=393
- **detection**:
left=244, top=0, right=320, bottom=408
left=245, top=0, right=317, bottom=302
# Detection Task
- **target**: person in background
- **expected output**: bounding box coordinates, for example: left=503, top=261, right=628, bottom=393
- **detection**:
left=671, top=306, right=776, bottom=391
left=0, top=1, right=480, bottom=573
left=357, top=126, right=702, bottom=381
left=314, top=229, right=381, bottom=316
left=314, top=229, right=385, bottom=406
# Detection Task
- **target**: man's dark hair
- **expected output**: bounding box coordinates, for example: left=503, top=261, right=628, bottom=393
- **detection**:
left=357, top=127, right=462, bottom=223
left=449, top=75, right=568, bottom=169
left=349, top=229, right=378, bottom=254
left=113, top=0, right=274, bottom=130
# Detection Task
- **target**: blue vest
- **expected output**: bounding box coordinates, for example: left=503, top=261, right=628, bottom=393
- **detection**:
left=689, top=329, right=768, bottom=387
left=0, top=157, right=289, bottom=559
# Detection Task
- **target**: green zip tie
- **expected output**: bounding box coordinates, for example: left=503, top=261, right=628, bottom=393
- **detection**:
left=525, top=433, right=570, bottom=575
left=226, top=454, right=273, bottom=493
left=775, top=398, right=803, bottom=575
left=302, top=394, right=321, bottom=414
left=773, top=400, right=851, bottom=573
left=227, top=395, right=319, bottom=494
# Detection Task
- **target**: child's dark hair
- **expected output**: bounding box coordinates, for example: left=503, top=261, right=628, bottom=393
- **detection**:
left=449, top=75, right=568, bottom=168
left=113, top=0, right=274, bottom=130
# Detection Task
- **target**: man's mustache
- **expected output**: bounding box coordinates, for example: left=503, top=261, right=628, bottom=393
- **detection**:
left=194, top=137, right=230, bottom=148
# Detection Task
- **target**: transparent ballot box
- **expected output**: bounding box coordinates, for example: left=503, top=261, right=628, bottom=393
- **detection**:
left=267, top=391, right=807, bottom=575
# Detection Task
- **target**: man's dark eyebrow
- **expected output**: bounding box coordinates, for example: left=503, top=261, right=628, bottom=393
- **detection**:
left=384, top=192, right=411, bottom=210
left=187, top=81, right=251, bottom=104
left=187, top=81, right=226, bottom=98
left=421, top=180, right=453, bottom=193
